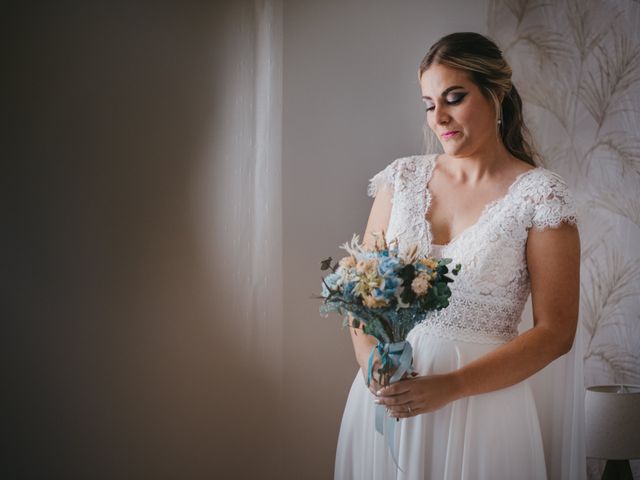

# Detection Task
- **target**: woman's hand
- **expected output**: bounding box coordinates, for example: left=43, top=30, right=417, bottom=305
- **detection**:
left=360, top=348, right=416, bottom=396
left=374, top=372, right=464, bottom=418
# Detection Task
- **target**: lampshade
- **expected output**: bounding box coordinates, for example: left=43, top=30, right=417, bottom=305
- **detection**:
left=585, top=384, right=640, bottom=460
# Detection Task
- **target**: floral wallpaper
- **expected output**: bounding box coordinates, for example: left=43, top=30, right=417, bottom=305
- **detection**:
left=486, top=0, right=640, bottom=477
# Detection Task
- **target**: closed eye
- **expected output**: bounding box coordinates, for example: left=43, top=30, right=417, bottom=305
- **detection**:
left=424, top=93, right=467, bottom=112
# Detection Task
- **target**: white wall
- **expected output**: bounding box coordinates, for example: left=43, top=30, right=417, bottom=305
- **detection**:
left=282, top=1, right=488, bottom=477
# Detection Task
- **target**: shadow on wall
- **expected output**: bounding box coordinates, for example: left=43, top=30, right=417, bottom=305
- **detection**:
left=3, top=3, right=281, bottom=479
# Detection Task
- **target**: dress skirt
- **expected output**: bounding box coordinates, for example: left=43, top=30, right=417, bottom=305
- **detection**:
left=334, top=329, right=548, bottom=480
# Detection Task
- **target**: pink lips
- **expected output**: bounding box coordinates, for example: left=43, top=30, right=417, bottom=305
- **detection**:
left=442, top=131, right=459, bottom=139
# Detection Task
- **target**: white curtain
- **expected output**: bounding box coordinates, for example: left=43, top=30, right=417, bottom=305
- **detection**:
left=192, top=1, right=283, bottom=476
left=196, top=0, right=282, bottom=375
left=487, top=0, right=640, bottom=478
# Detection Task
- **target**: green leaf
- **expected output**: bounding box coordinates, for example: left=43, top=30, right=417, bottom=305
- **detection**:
left=320, top=257, right=333, bottom=270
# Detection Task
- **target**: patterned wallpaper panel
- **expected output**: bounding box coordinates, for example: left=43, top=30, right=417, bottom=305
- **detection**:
left=485, top=1, right=640, bottom=478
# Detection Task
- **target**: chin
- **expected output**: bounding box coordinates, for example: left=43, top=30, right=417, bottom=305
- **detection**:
left=442, top=144, right=461, bottom=155
left=442, top=139, right=467, bottom=156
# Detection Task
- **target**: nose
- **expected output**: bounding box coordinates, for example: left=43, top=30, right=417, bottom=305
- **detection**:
left=434, top=104, right=451, bottom=125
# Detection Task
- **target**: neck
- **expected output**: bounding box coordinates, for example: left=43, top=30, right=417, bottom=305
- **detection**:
left=440, top=142, right=512, bottom=184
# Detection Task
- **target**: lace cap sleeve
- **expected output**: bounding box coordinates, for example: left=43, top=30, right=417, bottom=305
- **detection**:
left=529, top=170, right=579, bottom=230
left=367, top=158, right=403, bottom=198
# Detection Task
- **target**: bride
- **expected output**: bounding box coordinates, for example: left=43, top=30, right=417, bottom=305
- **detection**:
left=334, top=32, right=585, bottom=480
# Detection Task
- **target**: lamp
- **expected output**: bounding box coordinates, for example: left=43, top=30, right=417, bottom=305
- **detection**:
left=585, top=384, right=640, bottom=480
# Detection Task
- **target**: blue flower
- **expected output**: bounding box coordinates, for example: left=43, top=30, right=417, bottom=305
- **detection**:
left=413, top=262, right=432, bottom=274
left=378, top=256, right=400, bottom=277
left=342, top=280, right=357, bottom=301
left=322, top=272, right=342, bottom=297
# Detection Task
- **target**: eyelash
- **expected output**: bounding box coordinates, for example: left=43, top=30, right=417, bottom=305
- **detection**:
left=425, top=94, right=466, bottom=112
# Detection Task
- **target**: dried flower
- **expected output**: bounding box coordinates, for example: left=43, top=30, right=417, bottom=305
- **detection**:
left=419, top=257, right=439, bottom=270
left=356, top=258, right=378, bottom=276
left=411, top=272, right=431, bottom=296
left=339, top=255, right=357, bottom=269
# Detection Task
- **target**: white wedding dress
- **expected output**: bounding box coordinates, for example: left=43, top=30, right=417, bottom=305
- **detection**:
left=334, top=154, right=586, bottom=480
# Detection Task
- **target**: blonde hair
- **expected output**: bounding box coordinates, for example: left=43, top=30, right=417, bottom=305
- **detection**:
left=419, top=32, right=538, bottom=166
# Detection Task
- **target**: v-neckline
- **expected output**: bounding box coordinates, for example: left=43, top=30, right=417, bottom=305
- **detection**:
left=423, top=153, right=537, bottom=249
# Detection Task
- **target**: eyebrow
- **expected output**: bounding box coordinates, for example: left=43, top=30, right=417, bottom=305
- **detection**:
left=421, top=85, right=466, bottom=100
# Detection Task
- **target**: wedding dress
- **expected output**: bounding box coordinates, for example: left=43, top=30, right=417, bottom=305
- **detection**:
left=334, top=154, right=586, bottom=480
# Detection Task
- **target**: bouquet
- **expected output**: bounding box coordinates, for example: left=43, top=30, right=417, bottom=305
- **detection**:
left=317, top=231, right=460, bottom=469
left=318, top=231, right=460, bottom=388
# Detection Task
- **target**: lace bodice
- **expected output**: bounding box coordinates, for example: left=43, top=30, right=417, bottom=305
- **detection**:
left=368, top=153, right=578, bottom=344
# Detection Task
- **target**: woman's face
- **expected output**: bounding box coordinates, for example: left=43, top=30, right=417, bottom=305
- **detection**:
left=419, top=63, right=498, bottom=157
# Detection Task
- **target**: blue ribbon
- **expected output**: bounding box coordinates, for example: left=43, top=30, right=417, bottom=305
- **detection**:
left=367, top=341, right=414, bottom=472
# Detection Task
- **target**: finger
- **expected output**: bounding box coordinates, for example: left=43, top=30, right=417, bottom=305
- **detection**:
left=368, top=378, right=383, bottom=395
left=391, top=410, right=414, bottom=418
left=389, top=406, right=423, bottom=418
left=376, top=382, right=412, bottom=397
left=375, top=395, right=409, bottom=407
left=376, top=395, right=412, bottom=407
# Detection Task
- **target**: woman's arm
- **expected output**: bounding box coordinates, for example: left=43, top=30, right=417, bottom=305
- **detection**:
left=350, top=183, right=394, bottom=392
left=376, top=222, right=580, bottom=416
